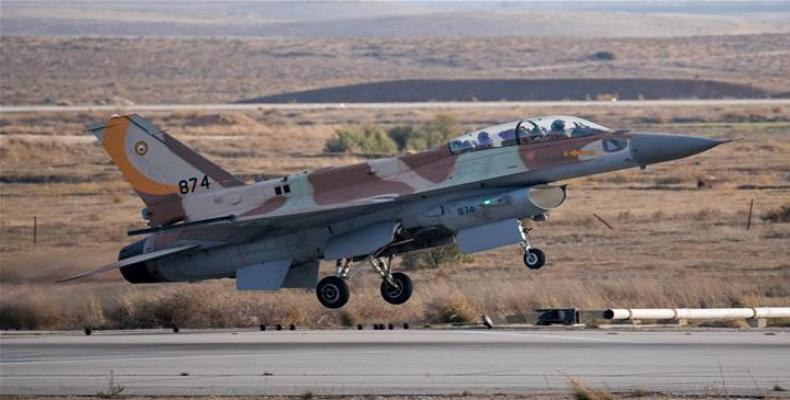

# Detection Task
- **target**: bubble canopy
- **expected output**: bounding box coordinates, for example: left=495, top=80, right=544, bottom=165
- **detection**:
left=448, top=116, right=611, bottom=155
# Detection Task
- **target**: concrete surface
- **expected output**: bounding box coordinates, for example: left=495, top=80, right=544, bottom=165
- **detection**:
left=1, top=329, right=788, bottom=396
left=2, top=99, right=790, bottom=113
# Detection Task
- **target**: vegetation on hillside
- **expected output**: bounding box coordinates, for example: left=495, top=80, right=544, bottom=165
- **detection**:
left=324, top=114, right=459, bottom=155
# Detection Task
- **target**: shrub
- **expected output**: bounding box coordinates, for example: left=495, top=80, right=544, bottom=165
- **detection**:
left=762, top=204, right=790, bottom=223
left=400, top=245, right=473, bottom=270
left=325, top=114, right=459, bottom=155
left=324, top=126, right=398, bottom=155
left=409, top=114, right=458, bottom=150
left=430, top=293, right=479, bottom=323
left=592, top=51, right=615, bottom=61
left=568, top=377, right=615, bottom=400
left=386, top=125, right=415, bottom=151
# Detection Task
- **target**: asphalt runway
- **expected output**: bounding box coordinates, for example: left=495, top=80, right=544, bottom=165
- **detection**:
left=2, top=329, right=789, bottom=396
left=1, top=99, right=789, bottom=113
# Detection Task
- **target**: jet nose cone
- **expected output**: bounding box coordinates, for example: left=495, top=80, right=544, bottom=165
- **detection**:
left=630, top=133, right=728, bottom=166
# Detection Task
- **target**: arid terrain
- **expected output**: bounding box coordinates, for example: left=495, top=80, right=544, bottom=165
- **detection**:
left=3, top=0, right=790, bottom=39
left=1, top=104, right=788, bottom=330
left=2, top=34, right=790, bottom=105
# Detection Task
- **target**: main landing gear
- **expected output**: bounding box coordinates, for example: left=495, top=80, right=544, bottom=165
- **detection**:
left=315, top=276, right=349, bottom=309
left=316, top=255, right=413, bottom=309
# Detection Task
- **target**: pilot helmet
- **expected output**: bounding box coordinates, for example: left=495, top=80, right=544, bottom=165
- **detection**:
left=551, top=119, right=566, bottom=131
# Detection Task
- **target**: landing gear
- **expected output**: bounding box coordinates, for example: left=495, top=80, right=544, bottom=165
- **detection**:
left=316, top=276, right=350, bottom=309
left=523, top=248, right=546, bottom=269
left=370, top=256, right=413, bottom=305
left=520, top=222, right=546, bottom=270
left=380, top=272, right=413, bottom=305
left=316, top=254, right=413, bottom=309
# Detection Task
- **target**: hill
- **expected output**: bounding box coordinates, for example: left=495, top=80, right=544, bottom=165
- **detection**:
left=2, top=1, right=790, bottom=38
left=238, top=78, right=775, bottom=103
left=2, top=34, right=789, bottom=105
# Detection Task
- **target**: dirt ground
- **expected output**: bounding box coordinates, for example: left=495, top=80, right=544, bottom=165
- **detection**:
left=2, top=34, right=790, bottom=105
left=0, top=104, right=789, bottom=330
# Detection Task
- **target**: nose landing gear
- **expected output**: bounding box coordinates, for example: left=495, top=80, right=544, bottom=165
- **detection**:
left=520, top=224, right=546, bottom=270
left=523, top=248, right=546, bottom=269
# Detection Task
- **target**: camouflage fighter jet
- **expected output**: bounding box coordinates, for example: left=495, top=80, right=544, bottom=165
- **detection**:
left=62, top=114, right=727, bottom=308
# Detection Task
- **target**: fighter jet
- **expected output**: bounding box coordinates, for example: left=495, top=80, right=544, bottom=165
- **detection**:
left=62, top=114, right=726, bottom=308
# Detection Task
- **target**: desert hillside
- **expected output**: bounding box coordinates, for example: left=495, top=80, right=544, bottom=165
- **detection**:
left=2, top=1, right=790, bottom=38
left=2, top=34, right=790, bottom=105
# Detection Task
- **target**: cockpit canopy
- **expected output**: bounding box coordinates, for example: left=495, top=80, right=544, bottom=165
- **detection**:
left=448, top=115, right=611, bottom=155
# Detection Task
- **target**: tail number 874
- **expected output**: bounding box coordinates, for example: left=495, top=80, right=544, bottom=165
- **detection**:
left=179, top=175, right=210, bottom=194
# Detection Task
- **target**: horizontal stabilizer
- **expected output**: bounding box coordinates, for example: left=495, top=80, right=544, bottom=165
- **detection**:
left=57, top=244, right=198, bottom=283
left=128, top=215, right=236, bottom=236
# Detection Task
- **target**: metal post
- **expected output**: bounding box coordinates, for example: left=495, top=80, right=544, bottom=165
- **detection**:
left=593, top=213, right=615, bottom=231
left=746, top=199, right=754, bottom=231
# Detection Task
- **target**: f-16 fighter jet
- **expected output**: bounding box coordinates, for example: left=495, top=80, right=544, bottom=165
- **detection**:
left=62, top=114, right=727, bottom=308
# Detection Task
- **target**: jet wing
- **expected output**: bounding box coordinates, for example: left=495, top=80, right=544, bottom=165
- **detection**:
left=126, top=193, right=402, bottom=242
left=126, top=177, right=510, bottom=242
left=57, top=244, right=199, bottom=283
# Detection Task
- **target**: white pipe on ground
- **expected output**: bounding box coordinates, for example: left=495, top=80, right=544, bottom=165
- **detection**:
left=753, top=307, right=790, bottom=318
left=604, top=307, right=790, bottom=320
left=674, top=308, right=755, bottom=320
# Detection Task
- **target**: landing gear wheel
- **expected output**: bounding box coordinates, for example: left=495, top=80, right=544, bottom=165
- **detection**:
left=380, top=272, right=413, bottom=305
left=316, top=276, right=350, bottom=309
left=523, top=248, right=546, bottom=270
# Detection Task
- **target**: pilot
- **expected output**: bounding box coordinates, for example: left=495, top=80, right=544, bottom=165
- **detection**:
left=548, top=119, right=567, bottom=139
left=477, top=131, right=493, bottom=148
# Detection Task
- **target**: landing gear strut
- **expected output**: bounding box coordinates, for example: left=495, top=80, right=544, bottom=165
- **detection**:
left=520, top=224, right=546, bottom=270
left=316, top=254, right=413, bottom=309
left=380, top=272, right=413, bottom=305
left=370, top=255, right=413, bottom=305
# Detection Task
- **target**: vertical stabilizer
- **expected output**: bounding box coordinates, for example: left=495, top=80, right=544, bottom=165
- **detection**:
left=87, top=114, right=244, bottom=226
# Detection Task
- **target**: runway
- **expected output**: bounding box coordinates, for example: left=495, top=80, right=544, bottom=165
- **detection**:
left=1, top=99, right=789, bottom=113
left=1, top=329, right=789, bottom=396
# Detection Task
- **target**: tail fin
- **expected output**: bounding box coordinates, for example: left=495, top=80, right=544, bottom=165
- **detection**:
left=88, top=114, right=244, bottom=226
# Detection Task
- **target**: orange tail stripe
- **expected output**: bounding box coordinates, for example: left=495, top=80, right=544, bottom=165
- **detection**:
left=103, top=117, right=178, bottom=196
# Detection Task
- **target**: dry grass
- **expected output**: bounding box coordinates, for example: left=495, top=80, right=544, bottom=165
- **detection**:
left=568, top=378, right=616, bottom=400
left=762, top=204, right=790, bottom=223
left=1, top=105, right=789, bottom=329
left=0, top=396, right=754, bottom=400
left=2, top=34, right=790, bottom=105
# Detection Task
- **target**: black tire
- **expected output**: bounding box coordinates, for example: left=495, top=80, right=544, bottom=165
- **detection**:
left=523, top=248, right=546, bottom=270
left=316, top=276, right=350, bottom=309
left=380, top=272, right=413, bottom=305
